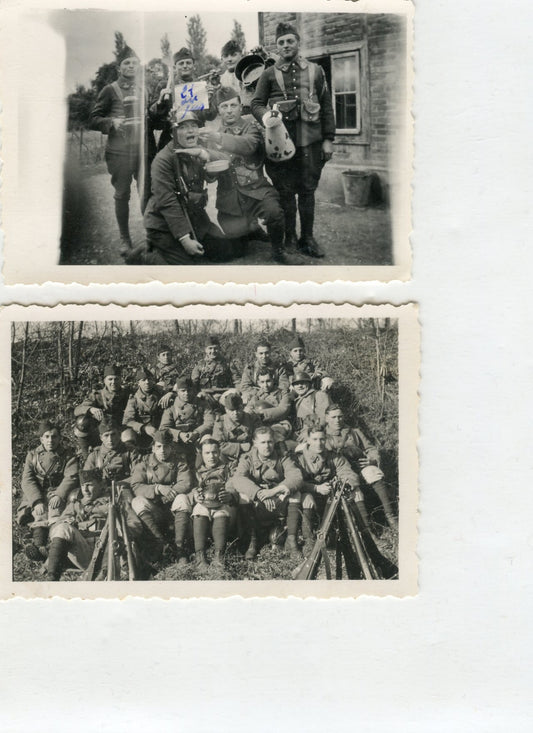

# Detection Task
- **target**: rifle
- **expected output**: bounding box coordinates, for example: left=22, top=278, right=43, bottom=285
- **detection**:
left=163, top=50, right=198, bottom=242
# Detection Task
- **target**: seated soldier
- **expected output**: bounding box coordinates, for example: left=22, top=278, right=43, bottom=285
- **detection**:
left=190, top=336, right=236, bottom=398
left=290, top=369, right=332, bottom=441
left=153, top=344, right=182, bottom=391
left=130, top=429, right=193, bottom=565
left=239, top=339, right=289, bottom=402
left=122, top=366, right=174, bottom=448
left=74, top=364, right=130, bottom=427
left=159, top=376, right=215, bottom=457
left=212, top=392, right=260, bottom=461
left=295, top=426, right=371, bottom=552
left=283, top=335, right=333, bottom=391
left=191, top=438, right=238, bottom=571
left=46, top=469, right=110, bottom=581
left=72, top=413, right=100, bottom=464
left=324, top=404, right=397, bottom=529
left=245, top=368, right=292, bottom=442
left=83, top=419, right=135, bottom=489
left=143, top=110, right=246, bottom=265
left=198, top=87, right=296, bottom=264
left=17, top=420, right=78, bottom=562
left=232, top=426, right=303, bottom=559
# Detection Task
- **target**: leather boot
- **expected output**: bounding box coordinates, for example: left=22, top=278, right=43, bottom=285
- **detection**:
left=280, top=193, right=298, bottom=248
left=25, top=525, right=49, bottom=562
left=114, top=198, right=132, bottom=254
left=244, top=528, right=258, bottom=560
left=195, top=550, right=209, bottom=571
left=175, top=511, right=191, bottom=566
left=284, top=534, right=302, bottom=560
left=298, top=193, right=325, bottom=257
left=46, top=537, right=69, bottom=581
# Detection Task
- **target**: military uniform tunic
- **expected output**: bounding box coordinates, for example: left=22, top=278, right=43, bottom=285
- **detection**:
left=74, top=386, right=130, bottom=427
left=292, top=387, right=332, bottom=434
left=159, top=395, right=215, bottom=441
left=190, top=357, right=235, bottom=393
left=239, top=360, right=289, bottom=396
left=211, top=412, right=261, bottom=460
left=295, top=447, right=360, bottom=494
left=18, top=445, right=78, bottom=523
left=83, top=444, right=134, bottom=485
left=123, top=386, right=166, bottom=433
left=130, top=453, right=193, bottom=501
left=232, top=447, right=303, bottom=501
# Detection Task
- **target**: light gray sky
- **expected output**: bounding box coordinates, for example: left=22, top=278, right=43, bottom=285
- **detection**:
left=50, top=10, right=261, bottom=91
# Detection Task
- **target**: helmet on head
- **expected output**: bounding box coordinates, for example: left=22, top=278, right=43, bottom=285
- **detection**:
left=74, top=414, right=96, bottom=438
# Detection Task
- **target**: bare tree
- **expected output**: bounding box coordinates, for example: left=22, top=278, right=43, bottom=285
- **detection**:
left=14, top=322, right=29, bottom=426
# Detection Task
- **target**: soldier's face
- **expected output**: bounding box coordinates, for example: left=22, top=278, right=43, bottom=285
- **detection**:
left=81, top=481, right=102, bottom=503
left=101, top=430, right=120, bottom=449
left=177, top=388, right=191, bottom=402
left=202, top=443, right=220, bottom=467
left=175, top=58, right=194, bottom=80
left=176, top=121, right=200, bottom=148
left=40, top=429, right=60, bottom=452
left=326, top=409, right=344, bottom=432
left=222, top=51, right=242, bottom=72
left=218, top=98, right=242, bottom=126
left=119, top=56, right=139, bottom=79
left=293, top=381, right=309, bottom=395
left=276, top=34, right=299, bottom=61
left=290, top=347, right=305, bottom=362
left=104, top=375, right=120, bottom=392
left=254, top=432, right=274, bottom=458
left=256, top=346, right=270, bottom=365
left=258, top=374, right=274, bottom=392
left=149, top=62, right=165, bottom=80
left=138, top=377, right=152, bottom=392
left=153, top=441, right=172, bottom=462
left=307, top=431, right=326, bottom=454
left=226, top=408, right=241, bottom=422
left=159, top=351, right=171, bottom=365
left=205, top=344, right=219, bottom=360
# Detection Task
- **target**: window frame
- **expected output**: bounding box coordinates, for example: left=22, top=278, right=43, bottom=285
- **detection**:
left=331, top=50, right=362, bottom=134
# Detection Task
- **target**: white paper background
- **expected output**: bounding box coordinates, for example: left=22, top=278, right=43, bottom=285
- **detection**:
left=1, top=0, right=532, bottom=729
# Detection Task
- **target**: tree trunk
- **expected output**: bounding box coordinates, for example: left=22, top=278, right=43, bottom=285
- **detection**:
left=291, top=318, right=297, bottom=333
left=14, top=322, right=30, bottom=427
left=74, top=321, right=84, bottom=383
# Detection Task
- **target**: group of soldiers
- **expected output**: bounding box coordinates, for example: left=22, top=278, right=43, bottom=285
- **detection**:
left=89, top=22, right=335, bottom=265
left=17, top=335, right=397, bottom=581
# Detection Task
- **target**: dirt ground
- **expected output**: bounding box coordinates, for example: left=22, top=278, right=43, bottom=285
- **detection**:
left=60, top=160, right=393, bottom=267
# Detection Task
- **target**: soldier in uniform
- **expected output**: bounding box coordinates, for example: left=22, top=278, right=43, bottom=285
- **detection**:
left=190, top=438, right=238, bottom=570
left=239, top=339, right=289, bottom=400
left=153, top=344, right=182, bottom=391
left=130, top=429, right=193, bottom=565
left=159, top=376, right=215, bottom=458
left=90, top=46, right=145, bottom=255
left=251, top=22, right=335, bottom=257
left=143, top=111, right=246, bottom=265
left=74, top=364, right=130, bottom=427
left=198, top=86, right=296, bottom=264
left=82, top=418, right=135, bottom=488
left=72, top=413, right=101, bottom=464
left=17, top=420, right=78, bottom=562
left=212, top=392, right=261, bottom=462
left=244, top=368, right=293, bottom=442
left=295, top=426, right=371, bottom=552
left=283, top=334, right=333, bottom=391
left=324, top=404, right=397, bottom=529
left=190, top=336, right=236, bottom=397
left=122, top=367, right=174, bottom=448
left=290, top=369, right=332, bottom=441
left=232, top=426, right=303, bottom=559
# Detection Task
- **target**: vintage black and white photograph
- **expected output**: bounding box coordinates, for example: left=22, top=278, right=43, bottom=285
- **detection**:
left=1, top=303, right=418, bottom=598
left=1, top=1, right=412, bottom=283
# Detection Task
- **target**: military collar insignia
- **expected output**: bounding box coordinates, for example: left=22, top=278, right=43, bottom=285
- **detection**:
left=276, top=56, right=308, bottom=72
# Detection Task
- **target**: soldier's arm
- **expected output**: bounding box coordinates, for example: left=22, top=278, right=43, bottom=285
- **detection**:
left=317, top=66, right=336, bottom=141
left=89, top=86, right=115, bottom=135
left=73, top=392, right=98, bottom=418
left=231, top=455, right=261, bottom=500
left=315, top=390, right=333, bottom=422
left=151, top=151, right=193, bottom=241
left=54, top=456, right=80, bottom=501
left=192, top=407, right=215, bottom=438
left=260, top=393, right=291, bottom=423
left=239, top=364, right=254, bottom=392
left=280, top=455, right=304, bottom=495
left=173, top=460, right=194, bottom=494
left=159, top=406, right=181, bottom=441
left=123, top=395, right=143, bottom=433
left=250, top=70, right=272, bottom=123
left=353, top=428, right=380, bottom=465
left=277, top=365, right=290, bottom=393
left=219, top=121, right=262, bottom=157
left=333, top=455, right=360, bottom=487
left=20, top=452, right=45, bottom=507
left=130, top=462, right=158, bottom=500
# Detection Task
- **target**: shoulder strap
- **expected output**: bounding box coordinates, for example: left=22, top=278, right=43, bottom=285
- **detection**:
left=274, top=68, right=288, bottom=100
left=308, top=63, right=315, bottom=99
left=111, top=81, right=125, bottom=103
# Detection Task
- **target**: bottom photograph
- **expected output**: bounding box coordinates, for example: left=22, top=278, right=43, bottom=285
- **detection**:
left=1, top=302, right=418, bottom=598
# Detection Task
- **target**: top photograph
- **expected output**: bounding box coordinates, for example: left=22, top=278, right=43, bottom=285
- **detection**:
left=0, top=2, right=413, bottom=284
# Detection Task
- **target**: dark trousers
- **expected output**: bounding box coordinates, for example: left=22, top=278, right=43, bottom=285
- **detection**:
left=217, top=189, right=284, bottom=246
left=145, top=225, right=246, bottom=266
left=105, top=150, right=143, bottom=240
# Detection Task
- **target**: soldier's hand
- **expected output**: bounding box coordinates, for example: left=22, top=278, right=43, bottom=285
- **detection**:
left=48, top=495, right=63, bottom=510
left=320, top=377, right=334, bottom=391
left=181, top=235, right=205, bottom=257
left=33, top=502, right=46, bottom=517
left=198, top=130, right=222, bottom=147
left=240, top=442, right=251, bottom=454
left=358, top=458, right=371, bottom=469
left=158, top=392, right=174, bottom=409
left=157, top=87, right=171, bottom=104
left=89, top=407, right=104, bottom=421
left=218, top=489, right=232, bottom=504
left=112, top=117, right=125, bottom=131
left=315, top=482, right=332, bottom=496
left=257, top=487, right=274, bottom=501
left=321, top=140, right=333, bottom=162
left=263, top=498, right=276, bottom=512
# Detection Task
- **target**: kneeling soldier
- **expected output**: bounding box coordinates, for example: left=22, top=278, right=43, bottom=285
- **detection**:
left=325, top=404, right=397, bottom=529
left=130, top=429, right=193, bottom=564
left=191, top=438, right=238, bottom=571
left=212, top=392, right=260, bottom=461
left=295, top=426, right=371, bottom=552
left=18, top=420, right=78, bottom=562
left=232, top=426, right=303, bottom=559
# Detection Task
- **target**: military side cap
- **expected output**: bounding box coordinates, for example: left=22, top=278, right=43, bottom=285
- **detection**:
left=224, top=392, right=243, bottom=410
left=275, top=22, right=300, bottom=41
left=79, top=469, right=103, bottom=485
left=173, top=46, right=194, bottom=63
left=215, top=86, right=241, bottom=105
left=117, top=45, right=139, bottom=65
left=153, top=429, right=174, bottom=445
left=175, top=376, right=193, bottom=389
left=98, top=418, right=119, bottom=435
left=235, top=54, right=264, bottom=84
left=136, top=366, right=154, bottom=381
left=292, top=370, right=311, bottom=384
left=38, top=419, right=58, bottom=436
left=158, top=344, right=172, bottom=354
left=289, top=335, right=305, bottom=350
left=103, top=364, right=121, bottom=378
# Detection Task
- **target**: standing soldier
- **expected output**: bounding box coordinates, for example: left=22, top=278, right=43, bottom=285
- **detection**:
left=198, top=87, right=296, bottom=264
left=90, top=46, right=145, bottom=256
left=239, top=339, right=289, bottom=400
left=290, top=370, right=332, bottom=440
left=251, top=22, right=335, bottom=257
left=153, top=344, right=181, bottom=391
left=219, top=40, right=244, bottom=97
left=159, top=377, right=215, bottom=459
left=190, top=336, right=236, bottom=397
left=17, top=420, right=78, bottom=562
left=122, top=367, right=174, bottom=448
left=283, top=334, right=333, bottom=391
left=212, top=393, right=260, bottom=462
left=232, top=426, right=303, bottom=559
left=324, top=404, right=397, bottom=529
left=130, top=429, right=193, bottom=565
left=74, top=364, right=130, bottom=427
